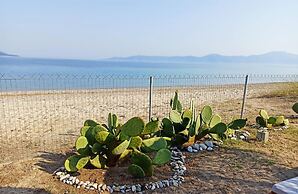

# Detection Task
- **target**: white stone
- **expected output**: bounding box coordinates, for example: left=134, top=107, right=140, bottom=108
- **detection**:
left=192, top=143, right=200, bottom=150
left=187, top=146, right=193, bottom=152
left=207, top=147, right=213, bottom=151
left=199, top=143, right=207, bottom=150
left=204, top=141, right=213, bottom=148
left=131, top=185, right=136, bottom=192
left=151, top=184, right=156, bottom=190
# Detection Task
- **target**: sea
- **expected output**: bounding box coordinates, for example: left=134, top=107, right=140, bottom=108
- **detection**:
left=0, top=57, right=297, bottom=90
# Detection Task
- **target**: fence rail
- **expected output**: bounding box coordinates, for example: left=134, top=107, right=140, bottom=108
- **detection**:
left=0, top=74, right=297, bottom=163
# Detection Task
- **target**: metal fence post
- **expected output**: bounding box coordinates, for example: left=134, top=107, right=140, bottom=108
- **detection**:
left=240, top=75, right=249, bottom=118
left=149, top=76, right=153, bottom=121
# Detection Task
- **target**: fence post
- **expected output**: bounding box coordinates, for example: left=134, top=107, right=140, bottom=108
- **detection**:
left=240, top=75, right=249, bottom=118
left=149, top=76, right=153, bottom=121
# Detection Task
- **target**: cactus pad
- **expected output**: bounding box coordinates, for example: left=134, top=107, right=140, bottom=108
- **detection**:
left=129, top=136, right=142, bottom=149
left=90, top=155, right=106, bottom=168
left=283, top=119, right=289, bottom=126
left=275, top=116, right=284, bottom=125
left=228, top=118, right=247, bottom=129
left=64, top=155, right=90, bottom=172
left=268, top=117, right=276, bottom=125
left=142, top=137, right=167, bottom=151
left=259, top=109, right=269, bottom=120
left=121, top=117, right=145, bottom=137
left=209, top=122, right=227, bottom=134
left=142, top=120, right=159, bottom=135
left=209, top=114, right=221, bottom=128
left=259, top=110, right=269, bottom=120
left=80, top=126, right=90, bottom=136
left=128, top=164, right=145, bottom=178
left=201, top=105, right=212, bottom=124
left=170, top=110, right=182, bottom=123
left=84, top=120, right=98, bottom=127
left=256, top=116, right=267, bottom=127
left=131, top=151, right=153, bottom=176
left=152, top=148, right=171, bottom=165
left=112, top=140, right=130, bottom=155
left=75, top=136, right=89, bottom=155
left=293, top=102, right=298, bottom=114
left=95, top=131, right=114, bottom=143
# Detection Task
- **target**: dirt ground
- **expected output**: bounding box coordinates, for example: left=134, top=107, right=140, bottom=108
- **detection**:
left=0, top=83, right=297, bottom=194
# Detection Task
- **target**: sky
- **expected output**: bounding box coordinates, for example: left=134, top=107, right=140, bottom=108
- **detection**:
left=1, top=0, right=298, bottom=59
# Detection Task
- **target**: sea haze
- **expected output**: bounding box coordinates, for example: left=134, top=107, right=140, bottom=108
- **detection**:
left=0, top=51, right=298, bottom=75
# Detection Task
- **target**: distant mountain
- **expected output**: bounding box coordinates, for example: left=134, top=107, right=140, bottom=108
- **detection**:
left=0, top=51, right=19, bottom=57
left=107, top=51, right=298, bottom=64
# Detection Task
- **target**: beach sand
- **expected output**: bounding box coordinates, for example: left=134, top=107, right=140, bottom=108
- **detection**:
left=0, top=82, right=297, bottom=194
left=0, top=82, right=293, bottom=163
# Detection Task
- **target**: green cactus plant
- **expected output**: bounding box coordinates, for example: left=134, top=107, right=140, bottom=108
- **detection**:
left=293, top=102, right=298, bottom=114
left=160, top=91, right=246, bottom=148
left=64, top=113, right=171, bottom=179
left=256, top=109, right=289, bottom=127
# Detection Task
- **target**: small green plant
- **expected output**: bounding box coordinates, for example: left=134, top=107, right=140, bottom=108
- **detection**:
left=256, top=109, right=289, bottom=128
left=160, top=91, right=247, bottom=147
left=64, top=114, right=171, bottom=178
left=293, top=102, right=298, bottom=114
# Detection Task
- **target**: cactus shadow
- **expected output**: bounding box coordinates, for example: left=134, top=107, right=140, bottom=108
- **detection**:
left=34, top=151, right=73, bottom=174
left=0, top=187, right=50, bottom=194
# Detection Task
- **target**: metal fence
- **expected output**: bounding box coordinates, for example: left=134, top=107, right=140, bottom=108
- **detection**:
left=0, top=74, right=297, bottom=163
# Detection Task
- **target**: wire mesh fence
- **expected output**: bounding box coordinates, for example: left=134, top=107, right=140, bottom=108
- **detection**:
left=0, top=74, right=297, bottom=163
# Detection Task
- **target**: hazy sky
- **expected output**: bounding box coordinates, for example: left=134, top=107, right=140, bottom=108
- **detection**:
left=1, top=0, right=298, bottom=59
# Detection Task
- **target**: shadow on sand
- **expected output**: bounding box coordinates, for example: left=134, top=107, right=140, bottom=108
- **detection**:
left=0, top=187, right=49, bottom=194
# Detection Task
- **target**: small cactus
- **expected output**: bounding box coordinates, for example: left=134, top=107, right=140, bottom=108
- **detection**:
left=259, top=110, right=269, bottom=120
left=275, top=116, right=284, bottom=125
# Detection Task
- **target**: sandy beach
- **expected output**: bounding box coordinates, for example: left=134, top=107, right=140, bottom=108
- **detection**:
left=0, top=82, right=293, bottom=163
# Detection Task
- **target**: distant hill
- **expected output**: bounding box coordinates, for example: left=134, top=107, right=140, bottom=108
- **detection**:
left=0, top=51, right=19, bottom=57
left=107, top=51, right=298, bottom=64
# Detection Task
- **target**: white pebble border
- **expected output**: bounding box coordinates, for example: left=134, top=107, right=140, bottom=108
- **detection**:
left=186, top=140, right=219, bottom=153
left=250, top=124, right=289, bottom=131
left=53, top=147, right=186, bottom=193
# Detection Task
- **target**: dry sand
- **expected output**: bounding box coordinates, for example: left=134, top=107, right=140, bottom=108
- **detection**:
left=0, top=82, right=297, bottom=194
left=0, top=83, right=289, bottom=163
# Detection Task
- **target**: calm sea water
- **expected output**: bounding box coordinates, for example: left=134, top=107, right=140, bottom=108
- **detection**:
left=0, top=57, right=297, bottom=90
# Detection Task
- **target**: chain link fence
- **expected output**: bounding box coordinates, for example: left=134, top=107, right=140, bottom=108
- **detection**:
left=0, top=74, right=297, bottom=163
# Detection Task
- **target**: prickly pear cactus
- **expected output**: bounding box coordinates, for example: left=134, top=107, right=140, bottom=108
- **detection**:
left=292, top=103, right=298, bottom=114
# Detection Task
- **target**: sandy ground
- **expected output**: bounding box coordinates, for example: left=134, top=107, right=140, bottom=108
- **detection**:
left=0, top=82, right=297, bottom=193
left=0, top=83, right=288, bottom=163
